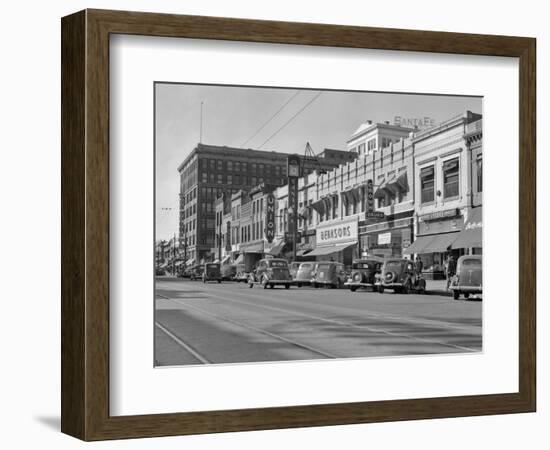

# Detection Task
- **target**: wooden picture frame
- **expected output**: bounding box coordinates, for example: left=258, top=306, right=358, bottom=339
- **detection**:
left=61, top=9, right=536, bottom=441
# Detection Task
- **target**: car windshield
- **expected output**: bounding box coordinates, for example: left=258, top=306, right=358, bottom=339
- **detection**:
left=269, top=261, right=288, bottom=268
left=461, top=259, right=481, bottom=267
left=317, top=264, right=331, bottom=270
left=385, top=261, right=402, bottom=269
left=206, top=264, right=218, bottom=269
left=353, top=262, right=376, bottom=269
left=299, top=263, right=313, bottom=270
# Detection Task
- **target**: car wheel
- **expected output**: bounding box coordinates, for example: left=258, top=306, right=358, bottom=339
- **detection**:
left=453, top=290, right=460, bottom=300
left=297, top=283, right=302, bottom=288
left=350, top=286, right=357, bottom=292
left=378, top=286, right=385, bottom=294
left=464, top=293, right=470, bottom=299
left=313, top=282, right=319, bottom=288
left=285, top=284, right=290, bottom=289
left=218, top=279, right=221, bottom=283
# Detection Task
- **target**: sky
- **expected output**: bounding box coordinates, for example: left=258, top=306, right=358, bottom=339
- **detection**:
left=155, top=83, right=482, bottom=241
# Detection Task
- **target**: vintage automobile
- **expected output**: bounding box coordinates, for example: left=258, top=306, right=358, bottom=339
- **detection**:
left=202, top=262, right=222, bottom=283
left=449, top=255, right=482, bottom=300
left=248, top=258, right=291, bottom=289
left=288, top=262, right=301, bottom=280
left=220, top=263, right=237, bottom=281
left=376, top=258, right=426, bottom=294
left=311, top=261, right=347, bottom=288
left=293, top=262, right=318, bottom=287
left=189, top=265, right=204, bottom=281
left=233, top=264, right=249, bottom=283
left=344, top=258, right=383, bottom=292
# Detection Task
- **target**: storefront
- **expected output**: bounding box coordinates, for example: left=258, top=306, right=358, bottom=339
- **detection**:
left=451, top=207, right=482, bottom=254
left=359, top=214, right=414, bottom=259
left=307, top=217, right=359, bottom=266
left=405, top=208, right=464, bottom=279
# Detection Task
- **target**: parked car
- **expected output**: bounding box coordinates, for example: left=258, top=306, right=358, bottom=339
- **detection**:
left=234, top=264, right=249, bottom=283
left=311, top=261, right=347, bottom=288
left=293, top=262, right=318, bottom=287
left=189, top=264, right=204, bottom=281
left=376, top=258, right=426, bottom=294
left=221, top=263, right=237, bottom=281
left=344, top=258, right=383, bottom=292
left=288, top=262, right=301, bottom=280
left=203, top=262, right=222, bottom=283
left=248, top=258, right=291, bottom=289
left=449, top=255, right=482, bottom=300
left=155, top=267, right=166, bottom=276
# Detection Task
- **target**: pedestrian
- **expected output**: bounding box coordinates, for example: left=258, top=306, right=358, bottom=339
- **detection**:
left=414, top=256, right=423, bottom=277
left=446, top=254, right=457, bottom=290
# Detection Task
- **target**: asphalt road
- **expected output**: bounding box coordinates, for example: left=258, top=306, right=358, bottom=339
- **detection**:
left=154, top=277, right=482, bottom=366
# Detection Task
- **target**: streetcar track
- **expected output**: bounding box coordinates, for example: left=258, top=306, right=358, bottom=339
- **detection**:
left=158, top=288, right=480, bottom=353
left=155, top=320, right=211, bottom=364
left=157, top=294, right=339, bottom=359
left=199, top=282, right=482, bottom=333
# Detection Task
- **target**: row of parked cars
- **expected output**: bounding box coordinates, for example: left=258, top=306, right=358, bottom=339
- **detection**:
left=178, top=255, right=482, bottom=298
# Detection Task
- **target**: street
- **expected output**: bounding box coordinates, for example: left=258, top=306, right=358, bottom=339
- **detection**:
left=155, top=277, right=482, bottom=366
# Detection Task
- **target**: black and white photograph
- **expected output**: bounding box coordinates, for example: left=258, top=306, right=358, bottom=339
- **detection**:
left=154, top=83, right=483, bottom=367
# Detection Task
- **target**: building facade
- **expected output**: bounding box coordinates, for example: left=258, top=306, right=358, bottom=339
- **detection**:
left=179, top=144, right=355, bottom=264
left=404, top=112, right=483, bottom=278
left=177, top=112, right=482, bottom=273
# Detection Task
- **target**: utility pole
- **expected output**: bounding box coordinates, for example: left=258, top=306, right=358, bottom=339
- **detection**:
left=200, top=101, right=204, bottom=143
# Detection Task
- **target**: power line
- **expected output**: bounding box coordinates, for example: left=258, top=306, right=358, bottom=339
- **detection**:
left=240, top=91, right=301, bottom=148
left=258, top=92, right=323, bottom=149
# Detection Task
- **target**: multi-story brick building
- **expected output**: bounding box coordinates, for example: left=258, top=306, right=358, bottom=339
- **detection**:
left=178, top=144, right=356, bottom=264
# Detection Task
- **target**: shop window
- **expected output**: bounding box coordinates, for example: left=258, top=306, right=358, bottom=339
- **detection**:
left=476, top=156, right=483, bottom=193
left=332, top=196, right=339, bottom=218
left=443, top=158, right=459, bottom=198
left=420, top=166, right=435, bottom=203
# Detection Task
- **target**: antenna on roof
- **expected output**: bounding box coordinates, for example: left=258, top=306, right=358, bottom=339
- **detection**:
left=303, top=142, right=326, bottom=175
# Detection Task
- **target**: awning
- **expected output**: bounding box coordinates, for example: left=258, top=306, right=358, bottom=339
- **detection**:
left=241, top=242, right=264, bottom=253
left=308, top=241, right=356, bottom=256
left=405, top=233, right=458, bottom=254
left=185, top=258, right=195, bottom=267
left=423, top=233, right=459, bottom=253
left=452, top=207, right=482, bottom=249
left=374, top=179, right=387, bottom=199
left=403, top=235, right=432, bottom=254
left=266, top=238, right=285, bottom=256
left=174, top=260, right=184, bottom=267
left=234, top=254, right=244, bottom=264
left=221, top=255, right=231, bottom=265
left=388, top=170, right=409, bottom=193
left=310, top=199, right=325, bottom=215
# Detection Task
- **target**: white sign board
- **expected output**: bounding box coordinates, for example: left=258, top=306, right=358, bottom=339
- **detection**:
left=316, top=218, right=358, bottom=246
left=378, top=232, right=392, bottom=245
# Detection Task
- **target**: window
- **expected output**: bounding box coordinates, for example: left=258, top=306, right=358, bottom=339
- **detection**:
left=476, top=156, right=483, bottom=192
left=227, top=174, right=233, bottom=184
left=367, top=138, right=376, bottom=151
left=443, top=158, right=459, bottom=198
left=227, top=161, right=233, bottom=171
left=217, top=174, right=222, bottom=183
left=201, top=172, right=207, bottom=183
left=217, top=160, right=223, bottom=170
left=420, top=166, right=435, bottom=203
